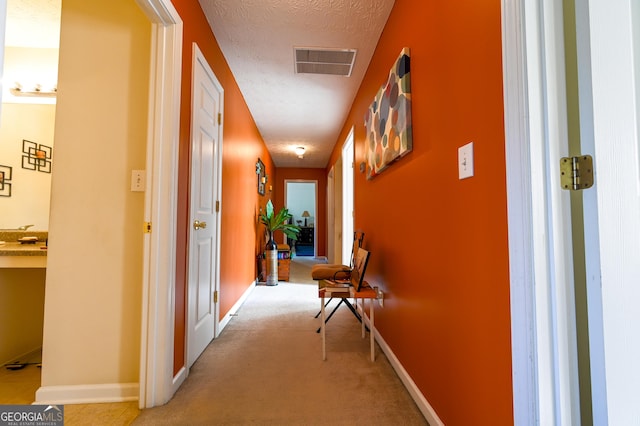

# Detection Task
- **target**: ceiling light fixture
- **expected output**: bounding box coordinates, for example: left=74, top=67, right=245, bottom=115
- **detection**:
left=295, top=146, right=305, bottom=159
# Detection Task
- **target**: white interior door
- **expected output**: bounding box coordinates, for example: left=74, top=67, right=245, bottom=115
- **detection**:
left=187, top=43, right=223, bottom=368
left=575, top=0, right=640, bottom=423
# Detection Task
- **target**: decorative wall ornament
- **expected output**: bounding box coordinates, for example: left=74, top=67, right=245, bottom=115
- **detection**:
left=364, top=47, right=413, bottom=179
left=0, top=165, right=12, bottom=197
left=22, top=139, right=53, bottom=173
left=256, top=158, right=266, bottom=195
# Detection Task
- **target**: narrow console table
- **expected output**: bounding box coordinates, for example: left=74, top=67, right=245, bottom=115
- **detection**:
left=319, top=282, right=377, bottom=361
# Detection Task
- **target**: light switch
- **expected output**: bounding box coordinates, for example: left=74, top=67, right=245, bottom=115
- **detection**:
left=131, top=170, right=146, bottom=192
left=458, top=142, right=474, bottom=180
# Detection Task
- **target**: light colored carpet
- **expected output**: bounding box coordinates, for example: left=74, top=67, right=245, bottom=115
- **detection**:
left=133, top=260, right=427, bottom=426
left=287, top=256, right=325, bottom=284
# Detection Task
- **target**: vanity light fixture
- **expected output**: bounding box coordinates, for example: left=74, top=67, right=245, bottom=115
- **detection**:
left=10, top=82, right=57, bottom=98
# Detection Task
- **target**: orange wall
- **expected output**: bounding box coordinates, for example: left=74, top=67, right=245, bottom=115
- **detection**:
left=274, top=168, right=327, bottom=257
left=171, top=1, right=274, bottom=374
left=327, top=0, right=513, bottom=424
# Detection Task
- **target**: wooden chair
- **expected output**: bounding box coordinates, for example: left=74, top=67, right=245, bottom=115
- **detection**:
left=311, top=230, right=364, bottom=280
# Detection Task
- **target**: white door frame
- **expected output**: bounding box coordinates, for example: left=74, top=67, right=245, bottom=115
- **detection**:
left=1, top=0, right=183, bottom=408
left=327, top=167, right=335, bottom=263
left=502, top=0, right=581, bottom=423
left=332, top=156, right=344, bottom=264
left=135, top=0, right=183, bottom=409
left=341, top=128, right=355, bottom=266
left=285, top=179, right=318, bottom=255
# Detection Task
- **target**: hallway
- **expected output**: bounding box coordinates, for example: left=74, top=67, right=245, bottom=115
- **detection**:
left=1, top=258, right=426, bottom=425
left=133, top=257, right=427, bottom=425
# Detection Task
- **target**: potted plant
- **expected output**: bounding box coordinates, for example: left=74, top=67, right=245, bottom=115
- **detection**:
left=259, top=200, right=301, bottom=285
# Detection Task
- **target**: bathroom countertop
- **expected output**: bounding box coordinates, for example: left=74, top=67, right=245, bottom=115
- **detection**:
left=0, top=231, right=48, bottom=268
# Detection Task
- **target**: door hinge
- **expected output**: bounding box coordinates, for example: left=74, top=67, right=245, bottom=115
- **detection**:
left=218, top=113, right=222, bottom=125
left=143, top=222, right=152, bottom=233
left=560, top=155, right=594, bottom=191
left=213, top=290, right=218, bottom=303
left=216, top=200, right=220, bottom=212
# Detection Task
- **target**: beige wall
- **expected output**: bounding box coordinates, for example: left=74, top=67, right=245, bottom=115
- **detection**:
left=39, top=0, right=150, bottom=391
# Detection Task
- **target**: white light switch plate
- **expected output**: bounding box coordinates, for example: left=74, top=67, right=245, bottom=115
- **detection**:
left=131, top=170, right=146, bottom=192
left=458, top=142, right=474, bottom=180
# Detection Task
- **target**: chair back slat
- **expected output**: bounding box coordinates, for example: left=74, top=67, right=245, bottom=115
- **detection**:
left=350, top=248, right=370, bottom=291
left=349, top=231, right=365, bottom=268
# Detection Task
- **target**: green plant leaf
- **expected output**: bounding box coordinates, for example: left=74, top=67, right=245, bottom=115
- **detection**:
left=259, top=200, right=301, bottom=240
left=265, top=199, right=274, bottom=219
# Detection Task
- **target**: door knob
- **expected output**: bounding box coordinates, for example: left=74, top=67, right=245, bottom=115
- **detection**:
left=193, top=220, right=207, bottom=230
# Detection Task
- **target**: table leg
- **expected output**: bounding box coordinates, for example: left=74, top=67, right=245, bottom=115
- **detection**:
left=321, top=295, right=326, bottom=360
left=360, top=299, right=365, bottom=338
left=370, top=297, right=375, bottom=361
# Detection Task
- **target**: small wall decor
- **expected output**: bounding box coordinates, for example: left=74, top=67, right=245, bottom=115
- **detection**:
left=256, top=158, right=266, bottom=195
left=22, top=139, right=53, bottom=173
left=364, top=47, right=413, bottom=179
left=0, top=165, right=12, bottom=197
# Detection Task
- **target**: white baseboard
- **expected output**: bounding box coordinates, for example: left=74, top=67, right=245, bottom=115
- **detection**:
left=2, top=346, right=42, bottom=367
left=171, top=366, right=187, bottom=397
left=217, top=281, right=256, bottom=335
left=35, top=383, right=138, bottom=405
left=358, top=305, right=444, bottom=426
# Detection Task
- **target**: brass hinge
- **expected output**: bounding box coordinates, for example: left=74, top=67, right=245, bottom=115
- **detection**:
left=216, top=200, right=220, bottom=212
left=218, top=113, right=222, bottom=125
left=560, top=155, right=594, bottom=191
left=143, top=222, right=152, bottom=233
left=213, top=290, right=218, bottom=303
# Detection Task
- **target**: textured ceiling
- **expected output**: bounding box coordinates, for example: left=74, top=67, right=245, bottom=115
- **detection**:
left=3, top=0, right=394, bottom=168
left=4, top=0, right=61, bottom=48
left=199, top=0, right=395, bottom=168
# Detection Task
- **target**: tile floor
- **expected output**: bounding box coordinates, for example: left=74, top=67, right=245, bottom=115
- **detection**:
left=0, top=364, right=140, bottom=425
left=0, top=363, right=41, bottom=404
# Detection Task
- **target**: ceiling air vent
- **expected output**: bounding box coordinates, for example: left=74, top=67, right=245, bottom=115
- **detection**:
left=294, top=47, right=357, bottom=77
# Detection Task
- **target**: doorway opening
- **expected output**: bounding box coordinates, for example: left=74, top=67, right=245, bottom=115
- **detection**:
left=0, top=0, right=61, bottom=405
left=341, top=128, right=354, bottom=265
left=285, top=180, right=317, bottom=257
